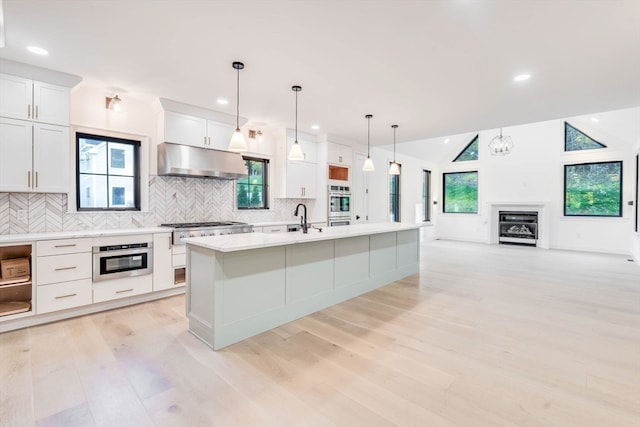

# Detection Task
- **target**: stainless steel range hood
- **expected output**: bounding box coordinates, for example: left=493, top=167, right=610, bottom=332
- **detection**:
left=157, top=142, right=248, bottom=179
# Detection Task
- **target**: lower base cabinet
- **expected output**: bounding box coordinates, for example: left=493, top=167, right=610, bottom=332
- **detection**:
left=36, top=279, right=92, bottom=314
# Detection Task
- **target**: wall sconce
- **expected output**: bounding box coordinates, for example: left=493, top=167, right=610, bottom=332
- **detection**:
left=105, top=95, right=122, bottom=111
left=248, top=129, right=263, bottom=142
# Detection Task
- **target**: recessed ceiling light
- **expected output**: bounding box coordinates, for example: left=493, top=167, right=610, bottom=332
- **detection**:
left=513, top=73, right=531, bottom=82
left=591, top=117, right=599, bottom=123
left=444, top=138, right=450, bottom=144
left=27, top=45, right=48, bottom=56
left=216, top=98, right=229, bottom=105
left=311, top=125, right=320, bottom=130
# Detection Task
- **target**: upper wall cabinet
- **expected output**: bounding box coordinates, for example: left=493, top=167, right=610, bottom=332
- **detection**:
left=327, top=141, right=352, bottom=166
left=0, top=74, right=70, bottom=126
left=158, top=97, right=245, bottom=151
left=163, top=111, right=235, bottom=150
left=274, top=128, right=319, bottom=199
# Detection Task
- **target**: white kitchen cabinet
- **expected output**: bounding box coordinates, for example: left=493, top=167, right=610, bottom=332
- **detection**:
left=0, top=73, right=70, bottom=126
left=287, top=136, right=318, bottom=164
left=284, top=162, right=317, bottom=199
left=163, top=111, right=235, bottom=150
left=35, top=238, right=92, bottom=314
left=153, top=232, right=180, bottom=291
left=328, top=141, right=353, bottom=166
left=0, top=117, right=69, bottom=193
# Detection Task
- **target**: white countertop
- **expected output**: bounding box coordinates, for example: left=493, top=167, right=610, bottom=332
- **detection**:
left=184, top=222, right=423, bottom=252
left=0, top=227, right=171, bottom=244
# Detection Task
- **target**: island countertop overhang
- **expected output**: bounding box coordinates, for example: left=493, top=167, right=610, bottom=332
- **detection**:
left=183, top=222, right=423, bottom=252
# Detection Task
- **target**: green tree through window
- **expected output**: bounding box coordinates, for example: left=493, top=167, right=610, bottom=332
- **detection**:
left=443, top=171, right=478, bottom=213
left=565, top=122, right=606, bottom=151
left=237, top=157, right=269, bottom=209
left=564, top=161, right=622, bottom=216
left=453, top=135, right=479, bottom=162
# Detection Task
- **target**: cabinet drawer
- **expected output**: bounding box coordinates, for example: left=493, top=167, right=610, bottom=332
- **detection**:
left=36, top=252, right=92, bottom=285
left=173, top=253, right=186, bottom=267
left=37, top=238, right=92, bottom=256
left=36, top=279, right=92, bottom=314
left=92, top=275, right=152, bottom=303
left=263, top=225, right=287, bottom=233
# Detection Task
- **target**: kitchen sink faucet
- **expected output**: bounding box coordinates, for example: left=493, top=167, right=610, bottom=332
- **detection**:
left=294, top=203, right=309, bottom=234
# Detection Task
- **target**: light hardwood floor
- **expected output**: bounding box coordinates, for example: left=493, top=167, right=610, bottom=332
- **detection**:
left=1, top=240, right=639, bottom=427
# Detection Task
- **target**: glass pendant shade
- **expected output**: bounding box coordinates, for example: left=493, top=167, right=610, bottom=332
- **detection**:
left=363, top=156, right=375, bottom=171
left=288, top=140, right=305, bottom=161
left=228, top=61, right=248, bottom=152
left=363, top=114, right=375, bottom=172
left=228, top=128, right=248, bottom=152
left=388, top=162, right=400, bottom=175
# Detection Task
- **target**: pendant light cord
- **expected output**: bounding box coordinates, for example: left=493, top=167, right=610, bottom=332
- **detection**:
left=295, top=89, right=298, bottom=142
left=392, top=125, right=397, bottom=162
left=236, top=67, right=240, bottom=130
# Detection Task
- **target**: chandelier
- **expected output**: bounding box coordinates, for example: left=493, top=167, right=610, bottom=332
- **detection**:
left=488, top=128, right=513, bottom=156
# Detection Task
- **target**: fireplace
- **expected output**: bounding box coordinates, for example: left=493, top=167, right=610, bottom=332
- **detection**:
left=499, top=211, right=538, bottom=246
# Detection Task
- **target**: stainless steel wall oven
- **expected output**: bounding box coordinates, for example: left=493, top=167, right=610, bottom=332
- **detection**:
left=328, top=185, right=351, bottom=226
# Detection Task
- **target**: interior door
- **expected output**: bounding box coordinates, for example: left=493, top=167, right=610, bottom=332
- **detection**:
left=352, top=154, right=369, bottom=224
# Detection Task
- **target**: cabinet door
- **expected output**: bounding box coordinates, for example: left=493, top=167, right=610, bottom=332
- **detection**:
left=0, top=74, right=33, bottom=121
left=286, top=162, right=317, bottom=199
left=153, top=233, right=176, bottom=291
left=0, top=117, right=33, bottom=192
left=33, top=123, right=69, bottom=193
left=207, top=120, right=235, bottom=151
left=164, top=112, right=208, bottom=147
left=32, top=81, right=70, bottom=126
left=328, top=142, right=353, bottom=166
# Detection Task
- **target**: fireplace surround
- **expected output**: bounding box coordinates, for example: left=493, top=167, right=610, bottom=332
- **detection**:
left=488, top=202, right=549, bottom=249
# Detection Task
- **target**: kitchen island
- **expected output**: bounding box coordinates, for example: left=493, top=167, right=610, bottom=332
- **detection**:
left=184, top=223, right=421, bottom=350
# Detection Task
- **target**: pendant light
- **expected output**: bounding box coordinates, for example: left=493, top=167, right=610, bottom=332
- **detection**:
left=488, top=128, right=513, bottom=156
left=228, top=61, right=248, bottom=152
left=288, top=85, right=305, bottom=161
left=389, top=124, right=400, bottom=175
left=362, top=114, right=375, bottom=171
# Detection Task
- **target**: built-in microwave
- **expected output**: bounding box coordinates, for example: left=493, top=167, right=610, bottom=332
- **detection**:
left=92, top=242, right=153, bottom=282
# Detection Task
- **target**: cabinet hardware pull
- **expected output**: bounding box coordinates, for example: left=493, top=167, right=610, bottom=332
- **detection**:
left=54, top=266, right=77, bottom=271
left=35, top=171, right=39, bottom=188
left=54, top=244, right=77, bottom=248
left=168, top=236, right=172, bottom=249
left=116, top=288, right=134, bottom=294
left=55, top=293, right=77, bottom=299
left=27, top=171, right=31, bottom=187
left=28, top=104, right=31, bottom=118
left=339, top=156, right=342, bottom=163
left=35, top=105, right=39, bottom=119
left=204, top=136, right=207, bottom=145
left=208, top=136, right=211, bottom=146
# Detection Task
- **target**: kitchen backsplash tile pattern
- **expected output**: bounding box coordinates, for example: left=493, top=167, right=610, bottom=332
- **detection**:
left=0, top=176, right=315, bottom=235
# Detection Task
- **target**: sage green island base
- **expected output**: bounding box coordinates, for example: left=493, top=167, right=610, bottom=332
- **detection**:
left=184, top=223, right=420, bottom=350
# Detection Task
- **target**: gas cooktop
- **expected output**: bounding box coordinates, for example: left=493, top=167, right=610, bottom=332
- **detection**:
left=160, top=221, right=253, bottom=244
left=160, top=221, right=246, bottom=228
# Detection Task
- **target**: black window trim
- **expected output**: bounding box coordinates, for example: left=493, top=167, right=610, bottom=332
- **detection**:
left=442, top=170, right=479, bottom=214
left=389, top=162, right=401, bottom=222
left=237, top=156, right=269, bottom=210
left=563, top=160, right=623, bottom=218
left=564, top=122, right=607, bottom=152
left=422, top=169, right=431, bottom=222
left=75, top=132, right=141, bottom=212
left=453, top=134, right=479, bottom=162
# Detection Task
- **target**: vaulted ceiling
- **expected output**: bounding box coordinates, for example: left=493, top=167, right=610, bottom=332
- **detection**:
left=1, top=0, right=639, bottom=146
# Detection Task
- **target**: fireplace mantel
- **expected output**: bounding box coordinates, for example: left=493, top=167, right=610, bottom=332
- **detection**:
left=487, top=202, right=550, bottom=249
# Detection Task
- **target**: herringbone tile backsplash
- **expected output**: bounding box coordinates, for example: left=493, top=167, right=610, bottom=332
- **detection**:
left=0, top=176, right=315, bottom=235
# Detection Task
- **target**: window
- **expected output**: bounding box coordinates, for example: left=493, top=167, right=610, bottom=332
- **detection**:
left=237, top=157, right=269, bottom=209
left=635, top=154, right=639, bottom=232
left=564, top=161, right=622, bottom=217
left=389, top=163, right=401, bottom=222
left=453, top=134, right=479, bottom=162
left=422, top=169, right=431, bottom=221
left=443, top=171, right=478, bottom=213
left=76, top=132, right=140, bottom=211
left=565, top=122, right=606, bottom=151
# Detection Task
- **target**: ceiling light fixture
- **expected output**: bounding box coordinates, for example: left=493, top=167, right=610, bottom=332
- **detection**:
left=362, top=114, right=375, bottom=172
left=105, top=94, right=122, bottom=111
left=591, top=117, right=600, bottom=123
left=444, top=138, right=450, bottom=144
left=228, top=61, right=248, bottom=152
left=389, top=124, right=400, bottom=175
left=216, top=98, right=229, bottom=105
left=288, top=85, right=305, bottom=161
left=489, top=128, right=513, bottom=156
left=27, top=45, right=48, bottom=56
left=514, top=73, right=531, bottom=82
left=311, top=125, right=320, bottom=131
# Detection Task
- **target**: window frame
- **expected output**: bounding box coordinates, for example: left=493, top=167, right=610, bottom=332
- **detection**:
left=75, top=132, right=141, bottom=212
left=236, top=156, right=270, bottom=210
left=564, top=122, right=606, bottom=152
left=422, top=169, right=431, bottom=222
left=389, top=163, right=401, bottom=222
left=563, top=160, right=623, bottom=217
left=453, top=134, right=479, bottom=162
left=442, top=171, right=478, bottom=214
